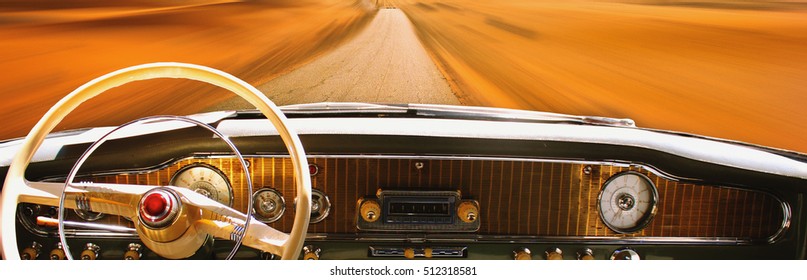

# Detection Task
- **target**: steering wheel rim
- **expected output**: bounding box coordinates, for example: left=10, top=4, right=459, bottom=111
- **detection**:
left=0, top=62, right=312, bottom=260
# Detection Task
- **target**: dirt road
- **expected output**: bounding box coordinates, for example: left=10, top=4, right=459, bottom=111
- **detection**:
left=212, top=8, right=458, bottom=110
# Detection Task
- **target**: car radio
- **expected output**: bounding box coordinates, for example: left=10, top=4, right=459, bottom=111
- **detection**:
left=356, top=189, right=480, bottom=232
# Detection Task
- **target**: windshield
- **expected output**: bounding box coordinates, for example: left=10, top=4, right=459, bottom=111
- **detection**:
left=1, top=0, right=805, bottom=154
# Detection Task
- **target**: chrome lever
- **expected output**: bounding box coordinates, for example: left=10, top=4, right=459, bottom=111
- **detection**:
left=36, top=216, right=136, bottom=233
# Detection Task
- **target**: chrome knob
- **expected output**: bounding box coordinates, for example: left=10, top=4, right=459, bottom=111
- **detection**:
left=124, top=243, right=142, bottom=260
left=513, top=247, right=532, bottom=260
left=577, top=248, right=595, bottom=260
left=21, top=242, right=42, bottom=260
left=303, top=245, right=321, bottom=260
left=49, top=242, right=65, bottom=260
left=80, top=243, right=101, bottom=260
left=610, top=248, right=640, bottom=260
left=545, top=247, right=563, bottom=260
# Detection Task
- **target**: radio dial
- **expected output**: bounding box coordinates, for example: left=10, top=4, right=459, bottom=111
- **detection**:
left=457, top=201, right=479, bottom=223
left=360, top=200, right=381, bottom=222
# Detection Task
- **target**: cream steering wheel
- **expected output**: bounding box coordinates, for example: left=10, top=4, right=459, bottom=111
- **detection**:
left=0, top=62, right=312, bottom=260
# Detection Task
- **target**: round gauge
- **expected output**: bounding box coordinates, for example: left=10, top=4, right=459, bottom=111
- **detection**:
left=169, top=163, right=233, bottom=206
left=294, top=188, right=331, bottom=224
left=253, top=188, right=286, bottom=223
left=598, top=171, right=658, bottom=233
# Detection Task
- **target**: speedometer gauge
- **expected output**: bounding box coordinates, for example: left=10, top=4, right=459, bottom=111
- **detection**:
left=598, top=171, right=658, bottom=233
left=253, top=188, right=286, bottom=223
left=170, top=163, right=233, bottom=206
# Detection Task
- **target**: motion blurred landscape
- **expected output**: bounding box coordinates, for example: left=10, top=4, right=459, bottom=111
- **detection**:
left=1, top=0, right=806, bottom=152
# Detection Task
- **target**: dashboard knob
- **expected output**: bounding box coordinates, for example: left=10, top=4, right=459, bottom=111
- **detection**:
left=302, top=245, right=321, bottom=260
left=424, top=248, right=434, bottom=258
left=49, top=242, right=65, bottom=260
left=360, top=200, right=381, bottom=223
left=80, top=243, right=101, bottom=260
left=404, top=248, right=415, bottom=259
left=124, top=243, right=142, bottom=260
left=21, top=242, right=42, bottom=260
left=545, top=248, right=563, bottom=260
left=610, top=248, right=640, bottom=260
left=513, top=248, right=532, bottom=260
left=457, top=201, right=479, bottom=223
left=577, top=248, right=595, bottom=260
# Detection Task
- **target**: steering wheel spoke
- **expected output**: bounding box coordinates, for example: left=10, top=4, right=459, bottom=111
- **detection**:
left=195, top=218, right=289, bottom=256
left=15, top=180, right=154, bottom=218
left=174, top=186, right=290, bottom=256
left=66, top=182, right=152, bottom=219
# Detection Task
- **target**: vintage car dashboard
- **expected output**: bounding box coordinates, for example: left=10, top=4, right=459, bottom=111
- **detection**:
left=3, top=107, right=807, bottom=260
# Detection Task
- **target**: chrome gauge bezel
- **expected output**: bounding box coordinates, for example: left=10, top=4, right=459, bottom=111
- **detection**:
left=309, top=189, right=331, bottom=223
left=597, top=171, right=659, bottom=234
left=252, top=188, right=286, bottom=223
left=294, top=188, right=331, bottom=224
left=169, top=163, right=234, bottom=207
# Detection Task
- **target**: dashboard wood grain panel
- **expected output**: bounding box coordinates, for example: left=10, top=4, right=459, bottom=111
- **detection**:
left=89, top=157, right=785, bottom=240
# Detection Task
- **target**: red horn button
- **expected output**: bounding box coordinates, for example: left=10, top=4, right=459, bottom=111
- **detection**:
left=139, top=190, right=178, bottom=227
left=143, top=193, right=169, bottom=218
